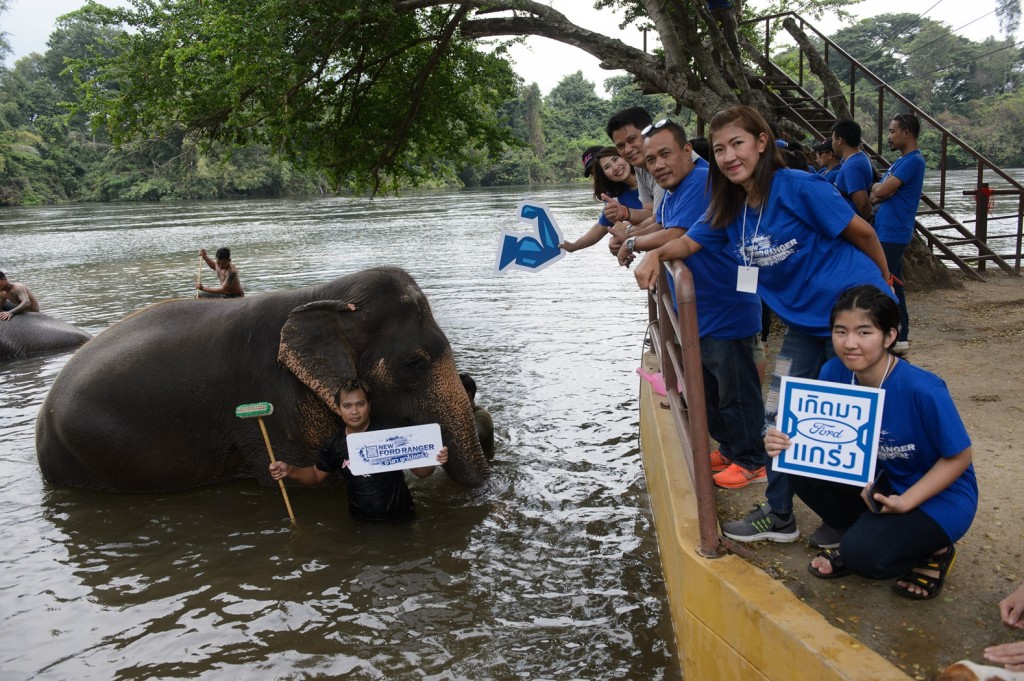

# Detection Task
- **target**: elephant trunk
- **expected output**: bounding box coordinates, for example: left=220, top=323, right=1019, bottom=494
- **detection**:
left=423, top=351, right=490, bottom=486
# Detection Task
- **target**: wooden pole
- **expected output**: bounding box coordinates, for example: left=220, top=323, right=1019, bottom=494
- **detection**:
left=257, top=416, right=297, bottom=524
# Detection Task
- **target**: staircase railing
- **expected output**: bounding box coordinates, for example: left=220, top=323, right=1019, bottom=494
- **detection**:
left=742, top=11, right=1023, bottom=277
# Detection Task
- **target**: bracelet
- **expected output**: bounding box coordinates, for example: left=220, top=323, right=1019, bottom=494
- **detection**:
left=625, top=206, right=631, bottom=221
left=886, top=273, right=903, bottom=286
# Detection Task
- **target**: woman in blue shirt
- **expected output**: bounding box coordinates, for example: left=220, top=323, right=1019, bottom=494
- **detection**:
left=560, top=146, right=645, bottom=253
left=764, top=286, right=976, bottom=599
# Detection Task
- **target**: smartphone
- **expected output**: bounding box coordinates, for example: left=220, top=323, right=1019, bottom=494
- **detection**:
left=865, top=468, right=892, bottom=514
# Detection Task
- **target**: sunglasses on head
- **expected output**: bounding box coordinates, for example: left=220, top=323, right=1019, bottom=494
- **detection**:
left=641, top=118, right=672, bottom=136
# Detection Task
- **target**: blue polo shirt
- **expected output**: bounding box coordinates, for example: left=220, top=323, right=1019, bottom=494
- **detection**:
left=685, top=169, right=892, bottom=336
left=660, top=166, right=761, bottom=340
left=873, top=150, right=925, bottom=244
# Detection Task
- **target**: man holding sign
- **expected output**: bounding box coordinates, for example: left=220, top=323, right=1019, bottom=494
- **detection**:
left=269, top=378, right=447, bottom=521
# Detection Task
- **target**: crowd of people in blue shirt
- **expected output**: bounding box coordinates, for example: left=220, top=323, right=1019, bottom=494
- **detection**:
left=558, top=105, right=995, bottom=619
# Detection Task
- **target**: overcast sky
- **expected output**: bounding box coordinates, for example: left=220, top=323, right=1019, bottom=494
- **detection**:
left=3, top=0, right=1019, bottom=95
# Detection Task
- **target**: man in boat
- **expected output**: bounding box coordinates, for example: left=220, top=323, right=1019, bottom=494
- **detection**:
left=0, top=271, right=40, bottom=320
left=196, top=247, right=244, bottom=298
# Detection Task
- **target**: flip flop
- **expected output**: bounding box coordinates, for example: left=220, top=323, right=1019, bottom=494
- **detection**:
left=807, top=548, right=852, bottom=579
left=892, top=544, right=957, bottom=601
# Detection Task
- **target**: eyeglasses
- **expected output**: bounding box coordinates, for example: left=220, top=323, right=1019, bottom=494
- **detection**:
left=641, top=119, right=671, bottom=136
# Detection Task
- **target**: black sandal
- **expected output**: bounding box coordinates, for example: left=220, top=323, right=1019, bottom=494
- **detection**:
left=807, top=548, right=852, bottom=579
left=892, top=544, right=957, bottom=601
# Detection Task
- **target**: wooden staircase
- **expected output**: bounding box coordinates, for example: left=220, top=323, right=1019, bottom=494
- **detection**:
left=744, top=13, right=1023, bottom=280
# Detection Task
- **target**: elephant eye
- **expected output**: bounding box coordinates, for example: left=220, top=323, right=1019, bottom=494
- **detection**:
left=401, top=353, right=429, bottom=377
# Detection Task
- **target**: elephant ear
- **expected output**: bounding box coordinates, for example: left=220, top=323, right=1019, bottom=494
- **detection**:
left=278, top=300, right=360, bottom=412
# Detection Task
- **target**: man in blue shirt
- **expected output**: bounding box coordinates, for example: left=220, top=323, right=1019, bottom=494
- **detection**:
left=622, top=119, right=767, bottom=489
left=832, top=119, right=874, bottom=220
left=871, top=112, right=926, bottom=353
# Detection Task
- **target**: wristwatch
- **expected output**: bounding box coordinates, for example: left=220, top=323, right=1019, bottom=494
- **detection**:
left=625, top=236, right=637, bottom=253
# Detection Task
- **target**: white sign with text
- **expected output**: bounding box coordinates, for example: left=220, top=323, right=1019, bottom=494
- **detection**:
left=771, top=376, right=885, bottom=487
left=347, top=423, right=443, bottom=476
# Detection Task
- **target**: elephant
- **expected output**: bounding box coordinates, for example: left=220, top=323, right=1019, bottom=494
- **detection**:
left=0, top=312, right=92, bottom=360
left=35, top=267, right=490, bottom=492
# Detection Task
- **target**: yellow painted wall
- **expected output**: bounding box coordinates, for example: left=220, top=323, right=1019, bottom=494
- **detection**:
left=638, top=380, right=910, bottom=681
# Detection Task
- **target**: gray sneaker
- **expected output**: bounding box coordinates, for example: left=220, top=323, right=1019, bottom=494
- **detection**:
left=808, top=522, right=844, bottom=549
left=722, top=502, right=800, bottom=543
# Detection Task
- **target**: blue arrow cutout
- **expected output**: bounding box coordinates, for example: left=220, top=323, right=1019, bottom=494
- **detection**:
left=496, top=201, right=566, bottom=273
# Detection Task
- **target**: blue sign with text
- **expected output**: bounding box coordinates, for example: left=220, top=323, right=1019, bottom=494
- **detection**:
left=772, top=377, right=886, bottom=487
left=495, top=201, right=566, bottom=273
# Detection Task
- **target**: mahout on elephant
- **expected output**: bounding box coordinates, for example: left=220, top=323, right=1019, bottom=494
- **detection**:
left=36, top=267, right=489, bottom=492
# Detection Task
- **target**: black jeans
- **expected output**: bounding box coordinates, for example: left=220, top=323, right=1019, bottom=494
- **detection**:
left=791, top=474, right=950, bottom=579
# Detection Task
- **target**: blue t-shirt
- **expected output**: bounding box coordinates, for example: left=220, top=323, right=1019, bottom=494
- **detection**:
left=819, top=358, right=977, bottom=542
left=835, top=151, right=874, bottom=212
left=660, top=166, right=761, bottom=340
left=873, top=150, right=925, bottom=244
left=597, top=187, right=644, bottom=227
left=685, top=169, right=892, bottom=336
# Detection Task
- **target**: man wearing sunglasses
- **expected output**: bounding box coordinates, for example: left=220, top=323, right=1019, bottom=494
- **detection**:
left=605, top=108, right=709, bottom=256
left=870, top=112, right=925, bottom=354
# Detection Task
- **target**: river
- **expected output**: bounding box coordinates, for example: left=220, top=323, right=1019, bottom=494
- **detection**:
left=1, top=168, right=1013, bottom=680
left=0, top=186, right=677, bottom=680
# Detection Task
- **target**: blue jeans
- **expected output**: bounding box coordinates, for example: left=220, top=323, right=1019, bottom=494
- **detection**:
left=762, top=326, right=836, bottom=514
left=881, top=241, right=909, bottom=342
left=700, top=335, right=766, bottom=471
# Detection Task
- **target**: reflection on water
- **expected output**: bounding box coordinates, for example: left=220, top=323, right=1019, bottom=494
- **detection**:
left=0, top=187, right=679, bottom=679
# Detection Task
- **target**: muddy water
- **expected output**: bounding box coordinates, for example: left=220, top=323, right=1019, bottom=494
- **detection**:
left=0, top=188, right=677, bottom=680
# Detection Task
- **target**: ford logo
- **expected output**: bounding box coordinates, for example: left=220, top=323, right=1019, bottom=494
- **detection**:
left=795, top=418, right=858, bottom=444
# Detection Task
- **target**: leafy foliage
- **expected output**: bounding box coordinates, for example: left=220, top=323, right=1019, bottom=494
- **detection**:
left=74, top=0, right=520, bottom=194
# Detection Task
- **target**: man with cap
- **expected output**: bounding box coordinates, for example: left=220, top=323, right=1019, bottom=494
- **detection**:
left=814, top=139, right=841, bottom=185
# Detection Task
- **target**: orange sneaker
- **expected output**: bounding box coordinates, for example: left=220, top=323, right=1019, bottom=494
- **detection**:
left=710, top=449, right=732, bottom=473
left=713, top=463, right=767, bottom=489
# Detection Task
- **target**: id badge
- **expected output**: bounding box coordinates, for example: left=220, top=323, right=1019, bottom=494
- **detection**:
left=737, top=266, right=759, bottom=293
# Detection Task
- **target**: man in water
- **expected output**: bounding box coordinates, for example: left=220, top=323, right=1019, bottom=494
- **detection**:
left=0, top=271, right=40, bottom=320
left=460, top=372, right=495, bottom=461
left=268, top=378, right=448, bottom=520
left=196, top=247, right=244, bottom=298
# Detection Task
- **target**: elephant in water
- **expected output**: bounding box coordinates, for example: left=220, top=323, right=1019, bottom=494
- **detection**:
left=36, top=267, right=490, bottom=492
left=0, top=312, right=92, bottom=360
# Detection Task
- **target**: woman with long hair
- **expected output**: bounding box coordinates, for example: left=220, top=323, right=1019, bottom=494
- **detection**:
left=560, top=146, right=644, bottom=253
left=764, top=286, right=975, bottom=600
left=634, top=105, right=896, bottom=545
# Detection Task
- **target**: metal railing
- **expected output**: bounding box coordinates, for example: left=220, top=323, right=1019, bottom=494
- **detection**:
left=646, top=260, right=723, bottom=558
left=743, top=11, right=1023, bottom=275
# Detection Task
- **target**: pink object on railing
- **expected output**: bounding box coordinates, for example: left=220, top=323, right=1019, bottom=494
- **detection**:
left=636, top=366, right=679, bottom=396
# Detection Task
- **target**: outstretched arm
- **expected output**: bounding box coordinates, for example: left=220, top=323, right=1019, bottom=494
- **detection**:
left=633, top=235, right=702, bottom=290
left=560, top=221, right=608, bottom=253
left=269, top=461, right=330, bottom=486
